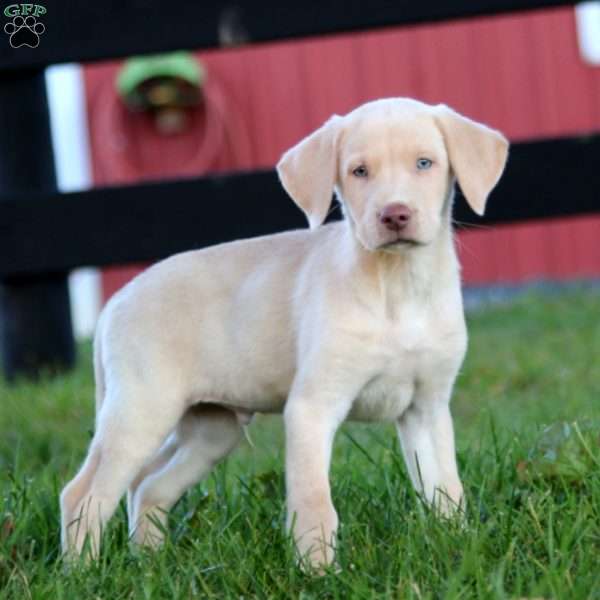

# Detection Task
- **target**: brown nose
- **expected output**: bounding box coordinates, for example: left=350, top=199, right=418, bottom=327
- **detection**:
left=379, top=203, right=412, bottom=232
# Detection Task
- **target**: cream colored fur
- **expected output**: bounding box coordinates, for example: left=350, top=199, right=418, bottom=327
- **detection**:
left=60, top=98, right=508, bottom=569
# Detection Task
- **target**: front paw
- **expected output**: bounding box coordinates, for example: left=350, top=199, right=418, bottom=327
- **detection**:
left=288, top=505, right=338, bottom=572
left=434, top=483, right=465, bottom=521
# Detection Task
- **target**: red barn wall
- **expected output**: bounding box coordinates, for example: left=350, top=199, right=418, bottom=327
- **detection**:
left=83, top=6, right=600, bottom=300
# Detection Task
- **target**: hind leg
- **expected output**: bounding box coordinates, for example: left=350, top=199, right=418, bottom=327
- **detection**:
left=130, top=405, right=243, bottom=547
left=60, top=384, right=187, bottom=558
left=126, top=432, right=178, bottom=522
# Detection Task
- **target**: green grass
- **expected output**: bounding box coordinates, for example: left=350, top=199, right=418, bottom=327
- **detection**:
left=1, top=290, right=599, bottom=599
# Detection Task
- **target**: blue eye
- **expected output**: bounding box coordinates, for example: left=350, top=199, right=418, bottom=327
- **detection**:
left=352, top=165, right=368, bottom=178
left=417, top=158, right=433, bottom=170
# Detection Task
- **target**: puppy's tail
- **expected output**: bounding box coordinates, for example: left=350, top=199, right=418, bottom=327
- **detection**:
left=92, top=320, right=106, bottom=423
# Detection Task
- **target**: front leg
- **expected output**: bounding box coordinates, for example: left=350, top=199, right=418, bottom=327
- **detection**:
left=396, top=382, right=464, bottom=516
left=284, top=366, right=367, bottom=570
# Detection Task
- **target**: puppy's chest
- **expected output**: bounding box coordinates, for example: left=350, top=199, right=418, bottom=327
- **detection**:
left=349, top=307, right=463, bottom=422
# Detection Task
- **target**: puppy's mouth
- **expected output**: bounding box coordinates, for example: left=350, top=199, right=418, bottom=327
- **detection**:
left=378, top=237, right=425, bottom=250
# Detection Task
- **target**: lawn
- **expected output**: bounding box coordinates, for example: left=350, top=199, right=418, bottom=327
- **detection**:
left=0, top=290, right=599, bottom=599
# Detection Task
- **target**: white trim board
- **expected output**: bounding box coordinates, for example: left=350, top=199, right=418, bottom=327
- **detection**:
left=45, top=64, right=101, bottom=340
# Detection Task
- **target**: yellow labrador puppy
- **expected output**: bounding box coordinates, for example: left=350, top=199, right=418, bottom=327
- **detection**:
left=61, top=98, right=508, bottom=568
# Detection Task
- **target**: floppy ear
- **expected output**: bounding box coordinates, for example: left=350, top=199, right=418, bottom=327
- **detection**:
left=435, top=105, right=509, bottom=216
left=276, top=115, right=341, bottom=229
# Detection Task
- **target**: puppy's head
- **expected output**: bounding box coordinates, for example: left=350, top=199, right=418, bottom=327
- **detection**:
left=277, top=98, right=508, bottom=251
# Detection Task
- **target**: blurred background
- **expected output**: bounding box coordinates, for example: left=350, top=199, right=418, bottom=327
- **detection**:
left=1, top=1, right=600, bottom=375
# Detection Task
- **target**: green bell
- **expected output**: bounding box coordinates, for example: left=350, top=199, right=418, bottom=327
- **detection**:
left=116, top=51, right=205, bottom=111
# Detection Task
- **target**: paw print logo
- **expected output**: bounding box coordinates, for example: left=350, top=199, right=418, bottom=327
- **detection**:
left=4, top=15, right=45, bottom=48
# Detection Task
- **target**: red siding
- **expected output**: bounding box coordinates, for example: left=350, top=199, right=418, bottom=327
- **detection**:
left=83, top=7, right=600, bottom=300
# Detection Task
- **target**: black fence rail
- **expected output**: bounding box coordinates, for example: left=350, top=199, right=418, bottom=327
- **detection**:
left=1, top=134, right=600, bottom=278
left=0, top=0, right=581, bottom=73
left=0, top=0, right=595, bottom=380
